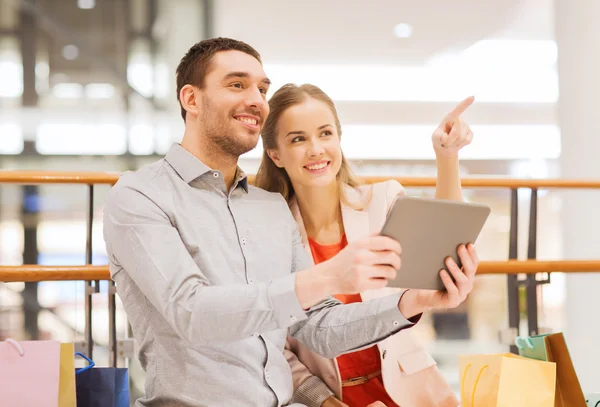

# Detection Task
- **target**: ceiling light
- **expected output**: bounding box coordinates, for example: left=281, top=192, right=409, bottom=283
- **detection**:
left=243, top=125, right=560, bottom=160
left=78, top=0, right=95, bottom=9
left=263, top=63, right=558, bottom=103
left=36, top=123, right=127, bottom=155
left=393, top=23, right=413, bottom=39
left=462, top=40, right=558, bottom=68
left=0, top=60, right=23, bottom=97
left=62, top=45, right=79, bottom=60
left=52, top=83, right=84, bottom=98
left=0, top=124, right=24, bottom=154
left=85, top=83, right=116, bottom=99
left=129, top=124, right=156, bottom=155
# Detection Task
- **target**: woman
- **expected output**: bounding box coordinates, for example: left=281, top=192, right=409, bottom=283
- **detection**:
left=255, top=84, right=476, bottom=407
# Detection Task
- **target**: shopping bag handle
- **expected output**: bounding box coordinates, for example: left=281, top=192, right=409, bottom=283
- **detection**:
left=75, top=352, right=95, bottom=374
left=3, top=338, right=25, bottom=356
left=461, top=363, right=489, bottom=407
left=515, top=336, right=535, bottom=349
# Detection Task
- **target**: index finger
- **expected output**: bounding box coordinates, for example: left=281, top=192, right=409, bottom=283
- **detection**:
left=445, top=96, right=475, bottom=121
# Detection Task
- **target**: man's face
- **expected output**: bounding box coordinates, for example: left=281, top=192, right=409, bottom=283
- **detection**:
left=195, top=50, right=270, bottom=157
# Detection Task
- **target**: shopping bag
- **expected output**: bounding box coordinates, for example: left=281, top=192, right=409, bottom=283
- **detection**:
left=459, top=352, right=556, bottom=407
left=516, top=332, right=586, bottom=407
left=75, top=353, right=130, bottom=407
left=586, top=394, right=600, bottom=407
left=59, top=343, right=77, bottom=407
left=0, top=338, right=61, bottom=407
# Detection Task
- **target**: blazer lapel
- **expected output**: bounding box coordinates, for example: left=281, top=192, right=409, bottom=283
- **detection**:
left=340, top=186, right=371, bottom=244
left=290, top=188, right=377, bottom=303
left=289, top=197, right=313, bottom=261
left=291, top=187, right=371, bottom=246
left=341, top=186, right=392, bottom=302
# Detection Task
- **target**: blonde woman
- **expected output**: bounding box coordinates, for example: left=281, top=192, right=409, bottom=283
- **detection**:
left=255, top=84, right=476, bottom=407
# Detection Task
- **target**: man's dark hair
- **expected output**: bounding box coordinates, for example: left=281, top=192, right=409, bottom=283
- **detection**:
left=175, top=37, right=262, bottom=121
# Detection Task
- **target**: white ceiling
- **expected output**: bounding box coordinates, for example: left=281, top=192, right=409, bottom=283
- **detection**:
left=209, top=0, right=559, bottom=165
left=0, top=0, right=559, bottom=161
left=213, top=0, right=555, bottom=65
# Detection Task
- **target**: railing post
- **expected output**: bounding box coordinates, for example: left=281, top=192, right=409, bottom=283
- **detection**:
left=526, top=188, right=540, bottom=336
left=84, top=184, right=99, bottom=359
left=108, top=281, right=118, bottom=367
left=506, top=188, right=520, bottom=353
left=21, top=184, right=41, bottom=340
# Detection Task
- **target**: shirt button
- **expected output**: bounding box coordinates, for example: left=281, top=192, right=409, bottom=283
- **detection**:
left=248, top=278, right=254, bottom=284
left=240, top=237, right=246, bottom=244
left=393, top=321, right=400, bottom=327
left=290, top=316, right=298, bottom=323
left=213, top=172, right=219, bottom=178
left=265, top=369, right=271, bottom=379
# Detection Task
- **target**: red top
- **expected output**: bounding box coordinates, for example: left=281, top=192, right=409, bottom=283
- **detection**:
left=308, top=235, right=399, bottom=407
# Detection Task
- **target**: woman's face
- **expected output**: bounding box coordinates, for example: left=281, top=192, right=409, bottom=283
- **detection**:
left=268, top=97, right=343, bottom=190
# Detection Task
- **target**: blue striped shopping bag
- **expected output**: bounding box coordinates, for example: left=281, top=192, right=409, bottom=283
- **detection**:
left=75, top=353, right=129, bottom=407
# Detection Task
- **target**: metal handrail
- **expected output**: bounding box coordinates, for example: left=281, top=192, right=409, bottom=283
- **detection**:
left=2, top=260, right=600, bottom=282
left=2, top=170, right=600, bottom=358
left=2, top=170, right=600, bottom=189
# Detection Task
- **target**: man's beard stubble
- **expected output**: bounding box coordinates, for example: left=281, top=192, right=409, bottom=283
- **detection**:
left=201, top=94, right=261, bottom=159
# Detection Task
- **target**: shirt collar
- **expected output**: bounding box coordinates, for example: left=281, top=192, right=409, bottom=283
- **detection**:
left=165, top=143, right=249, bottom=193
left=165, top=143, right=211, bottom=183
left=235, top=169, right=249, bottom=193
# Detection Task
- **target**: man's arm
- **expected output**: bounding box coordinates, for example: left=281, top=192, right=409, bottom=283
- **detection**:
left=105, top=182, right=474, bottom=350
left=285, top=214, right=419, bottom=359
left=290, top=288, right=416, bottom=359
left=104, top=184, right=311, bottom=344
left=104, top=182, right=407, bottom=346
left=287, top=215, right=479, bottom=359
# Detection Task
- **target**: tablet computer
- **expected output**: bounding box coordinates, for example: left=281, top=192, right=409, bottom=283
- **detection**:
left=380, top=196, right=491, bottom=290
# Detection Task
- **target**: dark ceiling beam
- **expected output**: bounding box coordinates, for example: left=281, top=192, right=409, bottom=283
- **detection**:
left=202, top=0, right=214, bottom=39
left=0, top=28, right=18, bottom=36
left=13, top=0, right=163, bottom=110
left=19, top=0, right=37, bottom=107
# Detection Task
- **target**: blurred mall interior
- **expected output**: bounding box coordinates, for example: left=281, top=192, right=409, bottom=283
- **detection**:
left=0, top=0, right=599, bottom=402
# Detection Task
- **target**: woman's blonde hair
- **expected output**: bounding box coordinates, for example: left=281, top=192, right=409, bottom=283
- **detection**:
left=254, top=83, right=369, bottom=209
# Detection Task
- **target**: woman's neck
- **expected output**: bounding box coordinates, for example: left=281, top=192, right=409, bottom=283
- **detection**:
left=294, top=182, right=344, bottom=244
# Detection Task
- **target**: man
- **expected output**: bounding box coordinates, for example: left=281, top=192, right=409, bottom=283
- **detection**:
left=103, top=37, right=479, bottom=407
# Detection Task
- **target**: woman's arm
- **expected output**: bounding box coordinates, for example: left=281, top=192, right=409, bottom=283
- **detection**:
left=431, top=96, right=475, bottom=201
left=435, top=156, right=463, bottom=201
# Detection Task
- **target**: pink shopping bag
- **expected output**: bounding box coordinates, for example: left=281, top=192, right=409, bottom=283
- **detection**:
left=0, top=338, right=61, bottom=407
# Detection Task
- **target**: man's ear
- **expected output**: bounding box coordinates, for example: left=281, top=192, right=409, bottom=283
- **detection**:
left=267, top=149, right=284, bottom=168
left=180, top=84, right=200, bottom=117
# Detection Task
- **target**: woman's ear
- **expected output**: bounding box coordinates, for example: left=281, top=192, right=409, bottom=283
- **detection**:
left=267, top=149, right=285, bottom=168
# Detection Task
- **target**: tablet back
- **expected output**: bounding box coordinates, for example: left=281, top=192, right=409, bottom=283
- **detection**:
left=380, top=196, right=491, bottom=290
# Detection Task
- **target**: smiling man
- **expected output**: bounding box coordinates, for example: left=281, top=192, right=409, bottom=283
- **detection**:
left=102, top=38, right=476, bottom=407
